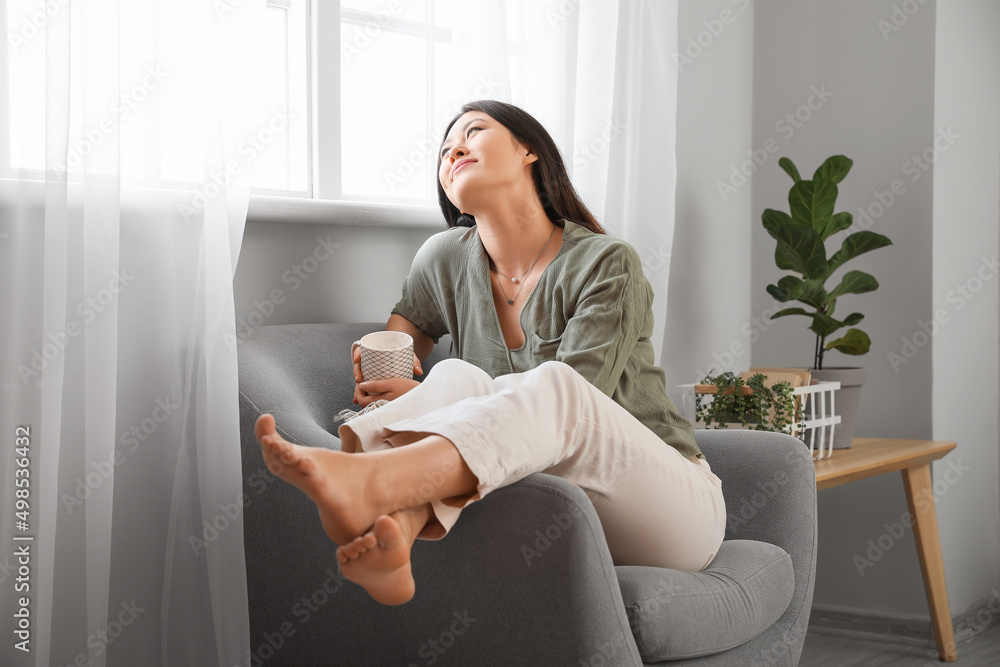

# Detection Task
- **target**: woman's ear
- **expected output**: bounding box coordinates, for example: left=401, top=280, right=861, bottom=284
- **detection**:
left=523, top=147, right=539, bottom=166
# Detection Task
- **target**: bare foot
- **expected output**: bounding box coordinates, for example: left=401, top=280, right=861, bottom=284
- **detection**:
left=337, top=510, right=425, bottom=605
left=255, top=413, right=386, bottom=545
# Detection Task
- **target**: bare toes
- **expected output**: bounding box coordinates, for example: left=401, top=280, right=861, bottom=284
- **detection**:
left=255, top=414, right=276, bottom=442
left=295, top=456, right=317, bottom=475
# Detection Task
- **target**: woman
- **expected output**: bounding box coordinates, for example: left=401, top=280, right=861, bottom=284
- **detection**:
left=255, top=100, right=725, bottom=606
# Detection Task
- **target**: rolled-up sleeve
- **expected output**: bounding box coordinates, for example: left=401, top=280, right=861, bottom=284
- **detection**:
left=390, top=236, right=450, bottom=343
left=556, top=242, right=652, bottom=397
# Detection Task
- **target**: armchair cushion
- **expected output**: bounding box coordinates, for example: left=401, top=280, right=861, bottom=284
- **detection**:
left=618, top=540, right=794, bottom=661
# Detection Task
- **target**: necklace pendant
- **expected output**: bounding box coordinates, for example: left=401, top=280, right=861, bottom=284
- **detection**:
left=511, top=277, right=519, bottom=283
left=507, top=299, right=514, bottom=305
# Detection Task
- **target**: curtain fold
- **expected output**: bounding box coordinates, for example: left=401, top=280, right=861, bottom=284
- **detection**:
left=605, top=0, right=679, bottom=367
left=1, top=1, right=268, bottom=665
left=498, top=0, right=680, bottom=365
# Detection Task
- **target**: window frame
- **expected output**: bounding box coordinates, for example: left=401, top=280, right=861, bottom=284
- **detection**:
left=0, top=0, right=445, bottom=228
left=312, top=0, right=340, bottom=201
left=268, top=0, right=444, bottom=226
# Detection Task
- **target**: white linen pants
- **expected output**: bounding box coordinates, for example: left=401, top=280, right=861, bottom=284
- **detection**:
left=338, top=358, right=726, bottom=572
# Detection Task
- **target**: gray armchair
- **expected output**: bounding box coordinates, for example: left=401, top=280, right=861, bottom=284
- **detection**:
left=237, top=322, right=817, bottom=666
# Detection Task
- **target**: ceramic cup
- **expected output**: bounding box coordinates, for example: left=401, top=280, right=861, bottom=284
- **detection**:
left=353, top=331, right=414, bottom=381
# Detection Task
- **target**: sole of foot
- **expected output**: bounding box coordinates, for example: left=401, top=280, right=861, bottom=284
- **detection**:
left=254, top=413, right=381, bottom=547
left=337, top=514, right=416, bottom=606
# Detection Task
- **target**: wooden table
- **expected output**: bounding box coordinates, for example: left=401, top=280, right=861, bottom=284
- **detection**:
left=814, top=437, right=958, bottom=661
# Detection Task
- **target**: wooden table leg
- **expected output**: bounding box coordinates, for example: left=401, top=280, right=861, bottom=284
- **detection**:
left=901, top=463, right=957, bottom=661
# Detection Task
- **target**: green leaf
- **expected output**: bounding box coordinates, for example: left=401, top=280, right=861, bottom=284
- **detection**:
left=767, top=275, right=805, bottom=302
left=809, top=312, right=845, bottom=338
left=767, top=284, right=790, bottom=302
left=818, top=211, right=853, bottom=241
left=812, top=155, right=853, bottom=184
left=771, top=224, right=828, bottom=279
left=795, top=280, right=829, bottom=309
left=762, top=209, right=801, bottom=270
left=776, top=275, right=803, bottom=292
left=778, top=157, right=802, bottom=183
left=774, top=247, right=797, bottom=271
left=824, top=328, right=871, bottom=355
left=842, top=312, right=864, bottom=326
left=828, top=270, right=880, bottom=299
left=789, top=180, right=838, bottom=233
left=771, top=307, right=812, bottom=319
left=762, top=209, right=794, bottom=237
left=827, top=231, right=893, bottom=275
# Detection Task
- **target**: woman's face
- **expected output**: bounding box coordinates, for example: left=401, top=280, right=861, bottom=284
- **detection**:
left=438, top=110, right=537, bottom=213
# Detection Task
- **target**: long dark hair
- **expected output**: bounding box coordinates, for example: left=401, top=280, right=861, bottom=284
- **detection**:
left=436, top=100, right=606, bottom=235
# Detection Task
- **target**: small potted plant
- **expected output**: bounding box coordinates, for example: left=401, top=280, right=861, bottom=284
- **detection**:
left=761, top=155, right=892, bottom=448
left=695, top=371, right=803, bottom=435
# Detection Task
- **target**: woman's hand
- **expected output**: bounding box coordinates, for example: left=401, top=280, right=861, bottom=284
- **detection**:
left=352, top=344, right=423, bottom=407
left=354, top=377, right=421, bottom=407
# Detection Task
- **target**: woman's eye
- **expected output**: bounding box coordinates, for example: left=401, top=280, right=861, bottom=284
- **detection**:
left=440, top=126, right=483, bottom=157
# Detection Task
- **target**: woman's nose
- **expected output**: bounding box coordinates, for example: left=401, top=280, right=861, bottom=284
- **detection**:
left=446, top=146, right=467, bottom=162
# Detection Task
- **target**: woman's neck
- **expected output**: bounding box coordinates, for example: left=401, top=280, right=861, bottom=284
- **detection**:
left=477, top=216, right=559, bottom=277
left=473, top=198, right=561, bottom=277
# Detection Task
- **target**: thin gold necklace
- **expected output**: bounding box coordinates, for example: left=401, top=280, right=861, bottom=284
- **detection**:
left=488, top=225, right=556, bottom=305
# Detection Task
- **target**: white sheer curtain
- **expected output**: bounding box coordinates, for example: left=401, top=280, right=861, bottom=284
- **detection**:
left=1, top=2, right=679, bottom=664
left=1, top=1, right=270, bottom=665
left=444, top=0, right=679, bottom=363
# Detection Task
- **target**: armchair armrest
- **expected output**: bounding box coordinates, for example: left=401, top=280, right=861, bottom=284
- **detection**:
left=694, top=430, right=818, bottom=665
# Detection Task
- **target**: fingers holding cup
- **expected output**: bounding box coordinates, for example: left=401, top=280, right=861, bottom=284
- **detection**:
left=351, top=340, right=364, bottom=383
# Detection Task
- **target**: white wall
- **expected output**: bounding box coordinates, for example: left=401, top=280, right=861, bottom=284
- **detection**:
left=748, top=0, right=1000, bottom=623
left=664, top=0, right=755, bottom=398
left=751, top=0, right=938, bottom=616
left=931, top=0, right=1000, bottom=615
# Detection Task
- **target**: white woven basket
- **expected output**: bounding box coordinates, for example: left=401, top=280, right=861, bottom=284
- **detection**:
left=676, top=381, right=842, bottom=460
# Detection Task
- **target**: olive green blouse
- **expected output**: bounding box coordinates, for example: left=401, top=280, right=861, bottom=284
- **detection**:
left=390, top=219, right=702, bottom=460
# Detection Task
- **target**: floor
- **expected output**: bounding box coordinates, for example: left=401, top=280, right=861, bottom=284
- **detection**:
left=799, top=624, right=1000, bottom=666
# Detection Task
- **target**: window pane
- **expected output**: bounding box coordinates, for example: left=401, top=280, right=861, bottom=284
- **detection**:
left=341, top=27, right=429, bottom=199
left=235, top=3, right=310, bottom=192
left=342, top=0, right=426, bottom=23
left=5, top=0, right=308, bottom=191
left=6, top=0, right=50, bottom=171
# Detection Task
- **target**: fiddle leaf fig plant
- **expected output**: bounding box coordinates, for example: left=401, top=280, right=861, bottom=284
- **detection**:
left=763, top=155, right=893, bottom=369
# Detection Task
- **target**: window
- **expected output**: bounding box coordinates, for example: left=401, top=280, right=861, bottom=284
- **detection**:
left=2, top=0, right=308, bottom=193
left=339, top=0, right=450, bottom=203
left=333, top=0, right=521, bottom=205
left=2, top=1, right=570, bottom=211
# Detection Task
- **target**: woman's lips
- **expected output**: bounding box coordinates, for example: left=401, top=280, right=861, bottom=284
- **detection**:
left=452, top=159, right=475, bottom=176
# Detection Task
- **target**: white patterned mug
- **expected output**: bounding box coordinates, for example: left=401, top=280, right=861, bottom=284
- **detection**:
left=353, top=331, right=414, bottom=381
